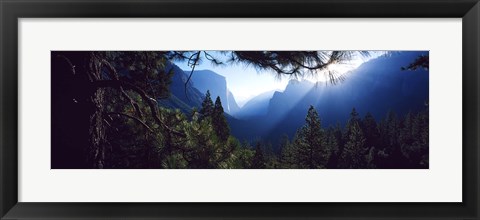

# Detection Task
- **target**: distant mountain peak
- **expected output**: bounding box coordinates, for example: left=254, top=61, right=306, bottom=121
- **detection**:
left=234, top=90, right=277, bottom=119
left=186, top=69, right=240, bottom=115
left=287, top=78, right=314, bottom=86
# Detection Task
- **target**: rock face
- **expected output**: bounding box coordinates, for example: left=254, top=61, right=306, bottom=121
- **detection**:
left=234, top=90, right=276, bottom=119
left=157, top=64, right=241, bottom=116
left=227, top=90, right=240, bottom=114
left=189, top=69, right=240, bottom=115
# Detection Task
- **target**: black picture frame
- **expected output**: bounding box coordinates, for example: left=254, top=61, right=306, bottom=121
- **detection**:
left=1, top=0, right=479, bottom=219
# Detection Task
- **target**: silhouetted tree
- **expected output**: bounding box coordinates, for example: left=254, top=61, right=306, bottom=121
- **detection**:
left=280, top=134, right=297, bottom=168
left=292, top=106, right=330, bottom=168
left=398, top=111, right=429, bottom=168
left=200, top=90, right=214, bottom=120
left=325, top=128, right=339, bottom=168
left=212, top=96, right=230, bottom=142
left=338, top=108, right=367, bottom=168
left=362, top=112, right=380, bottom=149
left=251, top=143, right=266, bottom=169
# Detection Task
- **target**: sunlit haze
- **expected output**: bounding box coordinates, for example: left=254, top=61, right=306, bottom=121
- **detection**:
left=51, top=50, right=430, bottom=170
left=175, top=51, right=383, bottom=107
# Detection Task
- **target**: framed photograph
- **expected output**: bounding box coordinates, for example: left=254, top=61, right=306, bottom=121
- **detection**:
left=1, top=0, right=479, bottom=219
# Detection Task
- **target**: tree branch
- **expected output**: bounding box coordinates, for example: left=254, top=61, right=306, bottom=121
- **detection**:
left=106, top=112, right=154, bottom=133
left=184, top=51, right=201, bottom=99
left=100, top=59, right=144, bottom=118
left=92, top=80, right=186, bottom=138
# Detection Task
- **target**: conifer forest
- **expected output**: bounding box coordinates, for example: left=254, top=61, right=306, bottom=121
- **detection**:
left=52, top=51, right=429, bottom=169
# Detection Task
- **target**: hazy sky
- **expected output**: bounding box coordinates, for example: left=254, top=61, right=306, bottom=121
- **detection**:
left=175, top=60, right=288, bottom=106
left=174, top=52, right=382, bottom=107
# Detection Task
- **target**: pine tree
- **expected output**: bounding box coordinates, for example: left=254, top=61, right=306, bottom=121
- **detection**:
left=359, top=113, right=379, bottom=168
left=279, top=134, right=297, bottom=168
left=415, top=111, right=429, bottom=168
left=338, top=108, right=367, bottom=168
left=362, top=112, right=380, bottom=150
left=339, top=120, right=366, bottom=168
left=232, top=143, right=255, bottom=169
left=251, top=143, right=266, bottom=169
left=399, top=112, right=414, bottom=150
left=386, top=111, right=399, bottom=147
left=325, top=128, right=339, bottom=168
left=344, top=108, right=360, bottom=139
left=400, top=111, right=428, bottom=168
left=294, top=106, right=329, bottom=168
left=190, top=107, right=200, bottom=122
left=385, top=111, right=403, bottom=168
left=212, top=96, right=230, bottom=142
left=200, top=90, right=214, bottom=120
left=326, top=122, right=344, bottom=168
left=181, top=117, right=218, bottom=169
left=365, top=146, right=376, bottom=168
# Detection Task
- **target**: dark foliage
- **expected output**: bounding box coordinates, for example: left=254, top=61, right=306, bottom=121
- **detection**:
left=401, top=55, right=429, bottom=71
left=51, top=51, right=428, bottom=169
left=281, top=106, right=428, bottom=169
left=212, top=96, right=231, bottom=142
